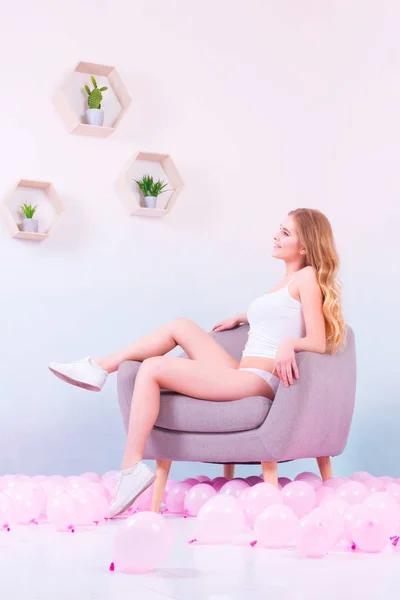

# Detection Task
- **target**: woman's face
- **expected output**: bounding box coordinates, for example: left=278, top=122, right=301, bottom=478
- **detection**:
left=272, top=216, right=304, bottom=259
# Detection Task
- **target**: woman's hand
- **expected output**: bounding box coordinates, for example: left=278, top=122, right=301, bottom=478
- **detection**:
left=273, top=339, right=299, bottom=387
left=212, top=317, right=238, bottom=332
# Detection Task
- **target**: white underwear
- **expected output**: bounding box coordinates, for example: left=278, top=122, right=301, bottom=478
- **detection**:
left=239, top=367, right=281, bottom=395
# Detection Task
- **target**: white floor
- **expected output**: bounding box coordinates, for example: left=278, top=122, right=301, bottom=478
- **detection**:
left=0, top=516, right=398, bottom=600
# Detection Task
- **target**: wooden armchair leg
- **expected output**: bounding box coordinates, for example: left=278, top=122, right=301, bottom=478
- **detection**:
left=151, top=459, right=172, bottom=513
left=317, top=456, right=332, bottom=481
left=224, top=464, right=235, bottom=480
left=261, top=461, right=278, bottom=487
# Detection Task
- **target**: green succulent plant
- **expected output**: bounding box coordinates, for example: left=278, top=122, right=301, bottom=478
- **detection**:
left=134, top=174, right=169, bottom=197
left=84, top=75, right=108, bottom=109
left=20, top=203, right=38, bottom=219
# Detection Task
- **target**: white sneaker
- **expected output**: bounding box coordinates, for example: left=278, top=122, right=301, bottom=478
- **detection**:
left=108, top=462, right=156, bottom=519
left=48, top=356, right=108, bottom=392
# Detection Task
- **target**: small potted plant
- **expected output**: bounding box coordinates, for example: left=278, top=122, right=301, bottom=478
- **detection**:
left=134, top=174, right=169, bottom=209
left=20, top=202, right=38, bottom=233
left=84, top=76, right=108, bottom=126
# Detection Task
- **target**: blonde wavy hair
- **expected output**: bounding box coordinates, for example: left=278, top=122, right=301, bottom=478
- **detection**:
left=288, top=208, right=346, bottom=354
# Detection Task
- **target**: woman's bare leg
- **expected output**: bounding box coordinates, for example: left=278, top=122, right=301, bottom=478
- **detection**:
left=151, top=460, right=172, bottom=512
left=120, top=356, right=272, bottom=469
left=96, top=318, right=238, bottom=373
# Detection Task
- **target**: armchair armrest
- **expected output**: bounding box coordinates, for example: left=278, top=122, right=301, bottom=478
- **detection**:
left=258, top=327, right=357, bottom=461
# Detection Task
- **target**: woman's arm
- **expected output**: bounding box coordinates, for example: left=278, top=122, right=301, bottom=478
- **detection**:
left=234, top=312, right=249, bottom=326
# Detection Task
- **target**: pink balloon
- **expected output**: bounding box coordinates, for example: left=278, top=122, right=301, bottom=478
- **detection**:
left=296, top=508, right=337, bottom=557
left=336, top=481, right=368, bottom=505
left=30, top=484, right=47, bottom=515
left=385, top=482, right=400, bottom=504
left=0, top=475, right=13, bottom=487
left=136, top=483, right=154, bottom=512
left=183, top=478, right=199, bottom=487
left=67, top=476, right=88, bottom=489
left=349, top=505, right=391, bottom=552
left=254, top=504, right=298, bottom=548
left=350, top=471, right=373, bottom=483
left=211, top=477, right=226, bottom=485
left=364, top=492, right=398, bottom=531
left=31, top=476, right=47, bottom=483
left=320, top=496, right=349, bottom=515
left=0, top=491, right=14, bottom=526
left=319, top=501, right=346, bottom=545
left=84, top=483, right=109, bottom=520
left=99, top=485, right=112, bottom=504
left=164, top=479, right=178, bottom=494
left=315, top=486, right=335, bottom=506
left=165, top=482, right=192, bottom=514
left=47, top=492, right=78, bottom=530
left=102, top=470, right=118, bottom=479
left=48, top=475, right=65, bottom=484
left=12, top=482, right=47, bottom=516
left=319, top=499, right=348, bottom=544
left=14, top=475, right=31, bottom=483
left=282, top=481, right=317, bottom=518
left=5, top=486, right=41, bottom=524
left=237, top=487, right=252, bottom=509
left=238, top=488, right=255, bottom=528
left=241, top=483, right=282, bottom=528
left=323, top=477, right=348, bottom=491
left=278, top=477, right=292, bottom=488
left=102, top=476, right=118, bottom=498
left=194, top=495, right=245, bottom=544
left=113, top=512, right=174, bottom=574
left=364, top=478, right=385, bottom=494
left=213, top=478, right=228, bottom=492
left=4, top=478, right=20, bottom=491
left=379, top=476, right=395, bottom=484
left=69, top=488, right=96, bottom=525
left=196, top=476, right=211, bottom=483
left=81, top=472, right=102, bottom=483
left=163, top=479, right=178, bottom=503
left=220, top=479, right=250, bottom=498
left=40, top=482, right=62, bottom=501
left=246, top=476, right=263, bottom=486
left=343, top=503, right=370, bottom=543
left=295, top=472, right=322, bottom=489
left=184, top=483, right=217, bottom=517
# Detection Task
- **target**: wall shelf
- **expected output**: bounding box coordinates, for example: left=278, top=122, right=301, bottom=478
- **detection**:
left=1, top=179, right=64, bottom=241
left=114, top=152, right=184, bottom=217
left=53, top=61, right=132, bottom=138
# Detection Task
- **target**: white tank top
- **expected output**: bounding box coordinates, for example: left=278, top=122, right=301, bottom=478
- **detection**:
left=242, top=275, right=305, bottom=360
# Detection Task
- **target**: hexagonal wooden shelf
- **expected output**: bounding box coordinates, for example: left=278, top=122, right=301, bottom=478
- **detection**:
left=114, top=152, right=184, bottom=217
left=1, top=179, right=64, bottom=241
left=53, top=61, right=132, bottom=138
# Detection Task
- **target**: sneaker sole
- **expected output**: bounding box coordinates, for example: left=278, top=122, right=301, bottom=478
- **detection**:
left=48, top=366, right=102, bottom=392
left=108, top=473, right=157, bottom=519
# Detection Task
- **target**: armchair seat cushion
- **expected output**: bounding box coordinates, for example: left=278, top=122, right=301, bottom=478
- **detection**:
left=154, top=393, right=273, bottom=433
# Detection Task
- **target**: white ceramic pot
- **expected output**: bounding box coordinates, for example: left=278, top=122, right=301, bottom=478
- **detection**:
left=86, top=109, right=104, bottom=126
left=144, top=196, right=157, bottom=209
left=21, top=218, right=38, bottom=233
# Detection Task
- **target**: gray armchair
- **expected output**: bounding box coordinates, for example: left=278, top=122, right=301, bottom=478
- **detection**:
left=117, top=324, right=356, bottom=511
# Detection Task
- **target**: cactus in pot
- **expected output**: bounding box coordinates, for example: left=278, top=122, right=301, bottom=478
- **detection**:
left=84, top=76, right=108, bottom=126
left=134, top=175, right=170, bottom=209
left=20, top=202, right=39, bottom=233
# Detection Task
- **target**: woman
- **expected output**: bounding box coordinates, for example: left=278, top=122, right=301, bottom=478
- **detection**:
left=49, top=208, right=346, bottom=518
